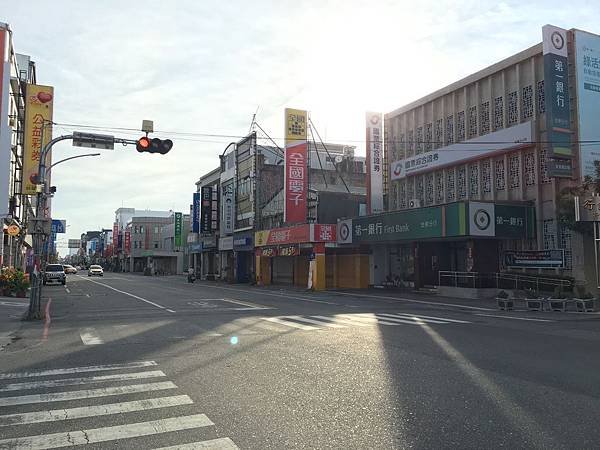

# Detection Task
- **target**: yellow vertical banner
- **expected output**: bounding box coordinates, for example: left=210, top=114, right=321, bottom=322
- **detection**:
left=23, top=84, right=54, bottom=195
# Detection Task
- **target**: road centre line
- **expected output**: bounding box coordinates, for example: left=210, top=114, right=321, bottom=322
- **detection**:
left=475, top=313, right=555, bottom=322
left=0, top=361, right=157, bottom=380
left=0, top=381, right=177, bottom=407
left=332, top=291, right=495, bottom=311
left=0, top=414, right=213, bottom=449
left=78, top=276, right=175, bottom=313
left=0, top=395, right=193, bottom=427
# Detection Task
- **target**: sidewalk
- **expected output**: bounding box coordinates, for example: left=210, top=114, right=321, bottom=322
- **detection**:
left=0, top=295, right=29, bottom=349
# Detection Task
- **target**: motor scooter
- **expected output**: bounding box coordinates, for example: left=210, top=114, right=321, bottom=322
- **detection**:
left=187, top=270, right=196, bottom=283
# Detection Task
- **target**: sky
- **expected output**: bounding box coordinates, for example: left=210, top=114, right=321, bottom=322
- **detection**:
left=3, top=0, right=600, bottom=253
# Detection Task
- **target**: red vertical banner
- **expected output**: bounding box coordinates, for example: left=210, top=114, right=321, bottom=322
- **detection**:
left=285, top=142, right=308, bottom=223
left=284, top=108, right=308, bottom=223
left=112, top=223, right=118, bottom=251
left=124, top=231, right=131, bottom=255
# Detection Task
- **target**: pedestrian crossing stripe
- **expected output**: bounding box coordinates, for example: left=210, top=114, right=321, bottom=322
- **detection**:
left=0, top=361, right=239, bottom=449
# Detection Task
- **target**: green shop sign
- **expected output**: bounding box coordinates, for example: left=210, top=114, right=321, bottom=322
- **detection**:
left=174, top=212, right=183, bottom=247
left=346, top=202, right=535, bottom=243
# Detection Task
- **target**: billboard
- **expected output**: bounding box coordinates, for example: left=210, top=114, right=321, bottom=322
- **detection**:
left=200, top=186, right=212, bottom=233
left=124, top=230, right=131, bottom=254
left=68, top=239, right=81, bottom=249
left=0, top=29, right=10, bottom=216
left=23, top=84, right=54, bottom=194
left=504, top=250, right=564, bottom=269
left=192, top=192, right=200, bottom=233
left=366, top=112, right=383, bottom=213
left=542, top=25, right=572, bottom=177
left=574, top=30, right=600, bottom=180
left=174, top=212, right=183, bottom=248
left=390, top=121, right=534, bottom=180
left=113, top=222, right=119, bottom=250
left=284, top=108, right=308, bottom=223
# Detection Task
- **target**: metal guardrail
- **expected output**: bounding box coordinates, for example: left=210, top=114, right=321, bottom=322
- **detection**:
left=438, top=271, right=573, bottom=291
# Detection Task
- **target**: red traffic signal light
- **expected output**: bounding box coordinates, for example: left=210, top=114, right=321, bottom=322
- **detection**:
left=136, top=137, right=172, bottom=154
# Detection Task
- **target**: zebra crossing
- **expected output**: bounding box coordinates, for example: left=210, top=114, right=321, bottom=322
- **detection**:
left=261, top=312, right=471, bottom=331
left=0, top=360, right=239, bottom=449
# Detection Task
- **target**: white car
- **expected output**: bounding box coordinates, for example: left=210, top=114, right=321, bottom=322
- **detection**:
left=88, top=265, right=104, bottom=277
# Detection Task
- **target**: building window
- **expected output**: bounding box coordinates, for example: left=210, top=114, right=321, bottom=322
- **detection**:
left=537, top=80, right=545, bottom=114
left=134, top=226, right=138, bottom=234
left=480, top=101, right=490, bottom=135
left=559, top=226, right=573, bottom=269
left=457, top=111, right=465, bottom=142
left=425, top=173, right=434, bottom=205
left=446, top=115, right=454, bottom=145
left=522, top=85, right=533, bottom=120
left=457, top=166, right=467, bottom=199
left=508, top=91, right=518, bottom=125
left=446, top=170, right=455, bottom=202
left=391, top=183, right=398, bottom=209
left=509, top=154, right=520, bottom=189
left=416, top=176, right=424, bottom=203
left=407, top=130, right=414, bottom=157
left=435, top=171, right=444, bottom=203
left=154, top=226, right=159, bottom=233
left=140, top=226, right=144, bottom=233
left=469, top=164, right=479, bottom=197
left=435, top=119, right=443, bottom=148
left=399, top=133, right=406, bottom=159
left=540, top=148, right=550, bottom=183
left=468, top=106, right=477, bottom=138
left=399, top=179, right=407, bottom=209
left=524, top=152, right=536, bottom=186
left=494, top=96, right=504, bottom=131
left=495, top=159, right=506, bottom=190
left=154, top=242, right=159, bottom=249
left=425, top=123, right=433, bottom=151
left=407, top=178, right=415, bottom=204
left=482, top=160, right=492, bottom=193
left=416, top=126, right=423, bottom=154
left=543, top=219, right=556, bottom=250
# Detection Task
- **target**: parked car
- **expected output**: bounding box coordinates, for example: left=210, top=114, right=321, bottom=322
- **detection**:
left=63, top=264, right=78, bottom=274
left=43, top=264, right=66, bottom=285
left=88, top=265, right=104, bottom=277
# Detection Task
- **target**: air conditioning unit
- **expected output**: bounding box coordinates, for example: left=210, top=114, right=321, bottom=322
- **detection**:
left=408, top=198, right=421, bottom=209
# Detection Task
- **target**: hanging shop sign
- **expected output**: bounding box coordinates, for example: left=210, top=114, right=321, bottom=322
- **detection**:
left=7, top=224, right=20, bottom=236
left=192, top=192, right=200, bottom=233
left=284, top=108, right=308, bottom=223
left=504, top=249, right=565, bottom=269
left=174, top=212, right=183, bottom=248
left=221, top=180, right=234, bottom=235
left=200, top=186, right=212, bottom=233
left=366, top=111, right=384, bottom=213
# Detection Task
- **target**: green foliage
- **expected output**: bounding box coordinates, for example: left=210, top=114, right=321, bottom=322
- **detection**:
left=0, top=267, right=30, bottom=295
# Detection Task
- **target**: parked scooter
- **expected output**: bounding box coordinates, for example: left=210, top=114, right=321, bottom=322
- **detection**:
left=187, top=268, right=196, bottom=283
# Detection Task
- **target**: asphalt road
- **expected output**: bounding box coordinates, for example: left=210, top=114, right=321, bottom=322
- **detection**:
left=2, top=272, right=600, bottom=449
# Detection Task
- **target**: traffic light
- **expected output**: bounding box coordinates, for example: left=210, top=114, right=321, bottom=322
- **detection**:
left=136, top=137, right=173, bottom=154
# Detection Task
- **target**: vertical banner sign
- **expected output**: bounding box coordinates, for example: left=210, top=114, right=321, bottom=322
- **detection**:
left=192, top=192, right=200, bottom=233
left=574, top=30, right=600, bottom=179
left=200, top=186, right=212, bottom=233
left=0, top=29, right=11, bottom=217
left=124, top=231, right=131, bottom=255
left=542, top=25, right=572, bottom=177
left=112, top=223, right=119, bottom=251
left=174, top=212, right=183, bottom=248
left=221, top=181, right=234, bottom=235
left=211, top=186, right=219, bottom=232
left=284, top=108, right=308, bottom=223
left=23, top=83, right=54, bottom=194
left=366, top=112, right=384, bottom=213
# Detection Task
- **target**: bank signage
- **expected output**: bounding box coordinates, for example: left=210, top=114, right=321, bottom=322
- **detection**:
left=390, top=121, right=534, bottom=180
left=575, top=195, right=600, bottom=221
left=366, top=111, right=384, bottom=213
left=504, top=249, right=565, bottom=269
left=337, top=202, right=535, bottom=243
left=174, top=212, right=183, bottom=248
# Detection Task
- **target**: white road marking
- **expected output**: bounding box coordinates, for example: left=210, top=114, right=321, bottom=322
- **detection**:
left=286, top=315, right=346, bottom=328
left=370, top=313, right=445, bottom=325
left=337, top=314, right=403, bottom=326
left=220, top=297, right=268, bottom=309
left=85, top=293, right=90, bottom=298
left=382, top=312, right=471, bottom=324
left=199, top=283, right=341, bottom=305
left=154, top=437, right=240, bottom=450
left=475, top=313, right=554, bottom=322
left=333, top=291, right=495, bottom=311
left=0, top=370, right=166, bottom=392
left=312, top=315, right=371, bottom=327
left=0, top=414, right=213, bottom=449
left=0, top=381, right=177, bottom=407
left=79, top=275, right=175, bottom=313
left=80, top=327, right=104, bottom=345
left=64, top=287, right=70, bottom=294
left=0, top=395, right=193, bottom=426
left=263, top=317, right=319, bottom=330
left=0, top=301, right=27, bottom=307
left=0, top=361, right=157, bottom=380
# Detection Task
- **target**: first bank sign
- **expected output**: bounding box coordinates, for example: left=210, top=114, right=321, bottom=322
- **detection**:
left=390, top=121, right=534, bottom=180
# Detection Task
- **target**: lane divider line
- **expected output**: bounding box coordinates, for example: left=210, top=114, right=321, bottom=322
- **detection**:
left=475, top=313, right=554, bottom=322
left=78, top=276, right=175, bottom=313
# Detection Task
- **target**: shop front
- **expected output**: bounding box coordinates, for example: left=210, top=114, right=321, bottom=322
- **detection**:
left=218, top=236, right=234, bottom=282
left=200, top=236, right=219, bottom=280
left=337, top=201, right=536, bottom=288
left=233, top=231, right=254, bottom=283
